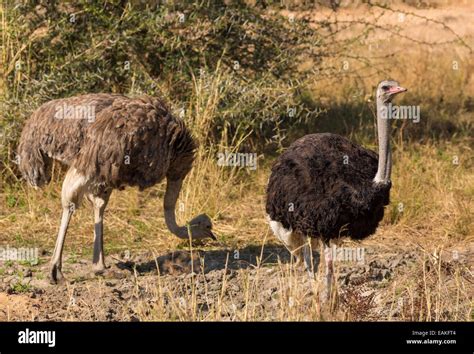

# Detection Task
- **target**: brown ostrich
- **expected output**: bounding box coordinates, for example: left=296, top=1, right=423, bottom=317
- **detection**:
left=18, top=94, right=215, bottom=284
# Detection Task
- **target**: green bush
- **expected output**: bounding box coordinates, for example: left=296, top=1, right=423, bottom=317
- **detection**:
left=1, top=1, right=330, bottom=177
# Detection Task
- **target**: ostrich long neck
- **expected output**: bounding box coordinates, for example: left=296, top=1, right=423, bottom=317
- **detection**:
left=164, top=178, right=189, bottom=239
left=373, top=96, right=391, bottom=184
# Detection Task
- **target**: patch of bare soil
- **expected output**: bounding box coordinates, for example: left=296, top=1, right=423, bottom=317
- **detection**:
left=0, top=292, right=40, bottom=321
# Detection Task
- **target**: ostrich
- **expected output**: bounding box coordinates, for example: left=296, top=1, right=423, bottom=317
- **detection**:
left=265, top=80, right=407, bottom=299
left=18, top=94, right=215, bottom=284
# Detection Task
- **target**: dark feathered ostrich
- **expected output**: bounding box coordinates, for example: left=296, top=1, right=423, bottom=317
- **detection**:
left=266, top=80, right=407, bottom=299
left=18, top=94, right=215, bottom=284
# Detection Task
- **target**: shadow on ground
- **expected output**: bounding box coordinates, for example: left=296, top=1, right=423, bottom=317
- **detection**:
left=115, top=244, right=321, bottom=276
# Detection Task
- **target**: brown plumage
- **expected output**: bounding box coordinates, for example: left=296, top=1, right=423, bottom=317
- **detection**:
left=18, top=94, right=215, bottom=284
left=18, top=94, right=123, bottom=187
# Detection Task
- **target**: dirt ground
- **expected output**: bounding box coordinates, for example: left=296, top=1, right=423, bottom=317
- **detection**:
left=0, top=239, right=472, bottom=321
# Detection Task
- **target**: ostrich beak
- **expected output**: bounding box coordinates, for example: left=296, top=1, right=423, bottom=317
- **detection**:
left=209, top=231, right=217, bottom=241
left=388, top=86, right=407, bottom=95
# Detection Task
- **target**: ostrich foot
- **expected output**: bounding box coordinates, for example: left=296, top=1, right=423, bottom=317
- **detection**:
left=92, top=262, right=108, bottom=275
left=49, top=264, right=65, bottom=284
left=91, top=267, right=126, bottom=280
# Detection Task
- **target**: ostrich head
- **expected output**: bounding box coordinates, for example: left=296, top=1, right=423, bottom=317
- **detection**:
left=376, top=80, right=407, bottom=103
left=163, top=179, right=216, bottom=241
left=373, top=80, right=407, bottom=185
left=186, top=213, right=216, bottom=240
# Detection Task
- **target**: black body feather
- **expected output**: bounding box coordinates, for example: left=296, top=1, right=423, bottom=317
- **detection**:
left=265, top=133, right=391, bottom=242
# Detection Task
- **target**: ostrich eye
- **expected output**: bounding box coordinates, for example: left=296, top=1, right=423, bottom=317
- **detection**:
left=382, top=85, right=389, bottom=91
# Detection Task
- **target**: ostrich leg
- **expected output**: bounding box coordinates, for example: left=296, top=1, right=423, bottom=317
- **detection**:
left=87, top=189, right=112, bottom=274
left=286, top=232, right=306, bottom=265
left=319, top=241, right=334, bottom=303
left=50, top=168, right=88, bottom=284
left=268, top=217, right=304, bottom=265
left=302, top=239, right=315, bottom=276
left=50, top=205, right=73, bottom=283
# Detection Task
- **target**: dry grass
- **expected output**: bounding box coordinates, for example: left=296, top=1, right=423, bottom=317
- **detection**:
left=0, top=2, right=473, bottom=321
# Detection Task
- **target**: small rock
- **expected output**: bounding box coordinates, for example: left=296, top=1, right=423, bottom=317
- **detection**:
left=372, top=269, right=389, bottom=281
